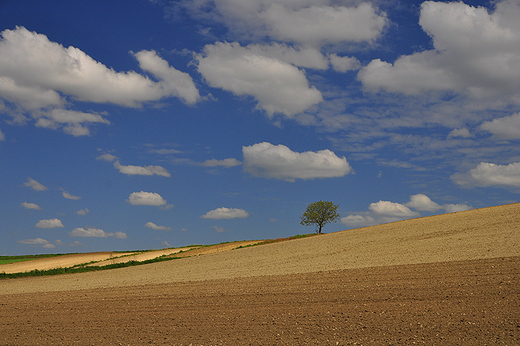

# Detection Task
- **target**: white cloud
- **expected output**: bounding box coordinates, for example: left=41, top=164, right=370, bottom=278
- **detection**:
left=97, top=154, right=171, bottom=177
left=55, top=239, right=86, bottom=247
left=179, top=1, right=386, bottom=46
left=133, top=50, right=200, bottom=104
left=76, top=208, right=89, bottom=215
left=243, top=43, right=329, bottom=70
left=212, top=226, right=226, bottom=233
left=62, top=191, right=81, bottom=200
left=201, top=207, right=249, bottom=219
left=17, top=238, right=55, bottom=248
left=329, top=54, right=361, bottom=72
left=340, top=214, right=376, bottom=228
left=201, top=158, right=242, bottom=167
left=128, top=191, right=171, bottom=207
left=260, top=3, right=387, bottom=46
left=96, top=153, right=118, bottom=162
left=444, top=203, right=472, bottom=213
left=160, top=240, right=172, bottom=248
left=113, top=231, right=128, bottom=239
left=148, top=148, right=183, bottom=155
left=196, top=42, right=323, bottom=116
left=144, top=222, right=173, bottom=231
left=342, top=195, right=473, bottom=229
left=358, top=0, right=520, bottom=103
left=113, top=161, right=171, bottom=177
left=69, top=227, right=127, bottom=238
left=242, top=142, right=351, bottom=181
left=0, top=27, right=200, bottom=109
left=405, top=194, right=443, bottom=212
left=369, top=201, right=421, bottom=218
left=35, top=218, right=64, bottom=228
left=451, top=162, right=520, bottom=188
left=23, top=177, right=48, bottom=191
left=480, top=112, right=520, bottom=140
left=35, top=109, right=110, bottom=136
left=0, top=128, right=4, bottom=141
left=20, top=202, right=42, bottom=210
left=447, top=128, right=473, bottom=139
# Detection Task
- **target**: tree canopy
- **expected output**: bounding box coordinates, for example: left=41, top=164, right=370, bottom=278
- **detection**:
left=300, top=201, right=340, bottom=234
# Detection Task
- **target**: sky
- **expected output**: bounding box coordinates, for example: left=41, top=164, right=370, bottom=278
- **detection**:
left=0, top=0, right=519, bottom=255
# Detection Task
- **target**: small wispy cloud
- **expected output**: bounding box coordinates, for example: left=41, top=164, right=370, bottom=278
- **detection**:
left=23, top=177, right=48, bottom=191
left=201, top=207, right=249, bottom=219
left=20, top=202, right=42, bottom=210
left=212, top=226, right=226, bottom=233
left=17, top=238, right=56, bottom=248
left=62, top=191, right=81, bottom=200
left=201, top=158, right=242, bottom=168
left=69, top=227, right=127, bottom=238
left=144, top=222, right=173, bottom=231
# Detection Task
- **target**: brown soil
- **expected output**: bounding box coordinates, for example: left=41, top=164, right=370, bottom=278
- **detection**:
left=1, top=203, right=519, bottom=345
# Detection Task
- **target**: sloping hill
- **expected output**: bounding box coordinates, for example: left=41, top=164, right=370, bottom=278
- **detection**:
left=2, top=203, right=518, bottom=295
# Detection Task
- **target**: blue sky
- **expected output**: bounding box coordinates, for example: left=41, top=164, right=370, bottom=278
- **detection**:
left=1, top=0, right=519, bottom=255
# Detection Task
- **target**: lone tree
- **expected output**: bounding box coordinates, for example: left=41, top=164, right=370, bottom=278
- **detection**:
left=300, top=201, right=340, bottom=234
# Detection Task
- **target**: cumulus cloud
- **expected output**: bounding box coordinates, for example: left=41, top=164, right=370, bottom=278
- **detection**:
left=133, top=49, right=200, bottom=104
left=113, top=161, right=171, bottom=177
left=128, top=191, right=171, bottom=208
left=343, top=201, right=416, bottom=228
left=369, top=200, right=421, bottom=218
left=144, top=222, right=173, bottom=231
left=177, top=1, right=386, bottom=46
left=201, top=158, right=242, bottom=168
left=17, top=238, right=55, bottom=248
left=451, top=162, right=520, bottom=188
left=260, top=3, right=387, bottom=46
left=240, top=43, right=329, bottom=70
left=69, top=227, right=127, bottom=238
left=447, top=128, right=473, bottom=139
left=196, top=42, right=323, bottom=116
left=340, top=214, right=376, bottom=228
left=0, top=27, right=199, bottom=135
left=20, top=202, right=42, bottom=210
left=480, top=112, right=520, bottom=140
left=23, top=177, right=48, bottom=191
left=35, top=218, right=64, bottom=228
left=405, top=194, right=443, bottom=212
left=329, top=54, right=361, bottom=72
left=358, top=0, right=520, bottom=103
left=0, top=27, right=199, bottom=108
left=201, top=207, right=249, bottom=219
left=342, top=194, right=473, bottom=229
left=242, top=142, right=351, bottom=181
left=76, top=208, right=89, bottom=215
left=62, top=191, right=81, bottom=200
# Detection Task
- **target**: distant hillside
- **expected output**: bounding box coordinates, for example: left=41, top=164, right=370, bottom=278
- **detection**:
left=2, top=203, right=518, bottom=295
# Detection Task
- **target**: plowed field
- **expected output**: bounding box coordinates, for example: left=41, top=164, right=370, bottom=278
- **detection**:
left=1, top=203, right=519, bottom=345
